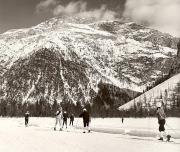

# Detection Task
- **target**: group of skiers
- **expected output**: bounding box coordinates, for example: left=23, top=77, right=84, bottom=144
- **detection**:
left=24, top=107, right=90, bottom=133
left=54, top=107, right=75, bottom=131
left=54, top=107, right=90, bottom=133
left=24, top=101, right=171, bottom=140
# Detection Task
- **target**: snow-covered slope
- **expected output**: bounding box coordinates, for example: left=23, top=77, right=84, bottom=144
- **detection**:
left=0, top=17, right=178, bottom=106
left=119, top=73, right=180, bottom=110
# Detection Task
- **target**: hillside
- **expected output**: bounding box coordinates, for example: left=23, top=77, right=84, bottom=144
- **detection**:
left=118, top=41, right=180, bottom=115
left=0, top=17, right=179, bottom=116
left=119, top=73, right=180, bottom=116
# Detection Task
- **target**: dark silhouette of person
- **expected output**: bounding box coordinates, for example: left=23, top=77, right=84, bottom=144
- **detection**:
left=62, top=111, right=68, bottom=128
left=69, top=114, right=74, bottom=126
left=79, top=108, right=90, bottom=133
left=24, top=111, right=30, bottom=127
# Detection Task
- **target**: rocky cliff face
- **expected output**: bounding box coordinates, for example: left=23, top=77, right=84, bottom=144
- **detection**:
left=0, top=17, right=178, bottom=109
left=169, top=40, right=180, bottom=76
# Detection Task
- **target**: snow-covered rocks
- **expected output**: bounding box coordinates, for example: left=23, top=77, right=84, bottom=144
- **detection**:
left=0, top=17, right=178, bottom=106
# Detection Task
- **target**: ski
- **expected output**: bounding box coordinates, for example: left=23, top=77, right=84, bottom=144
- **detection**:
left=128, top=136, right=177, bottom=144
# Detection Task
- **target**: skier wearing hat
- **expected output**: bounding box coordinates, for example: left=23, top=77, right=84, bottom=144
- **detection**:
left=62, top=110, right=68, bottom=129
left=79, top=108, right=91, bottom=133
left=54, top=108, right=63, bottom=131
left=24, top=111, right=30, bottom=127
left=156, top=101, right=170, bottom=141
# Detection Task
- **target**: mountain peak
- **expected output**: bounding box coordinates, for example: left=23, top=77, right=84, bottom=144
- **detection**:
left=0, top=18, right=178, bottom=109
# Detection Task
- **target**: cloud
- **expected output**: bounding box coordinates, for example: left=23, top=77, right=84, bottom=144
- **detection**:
left=36, top=0, right=117, bottom=21
left=53, top=2, right=117, bottom=21
left=72, top=4, right=117, bottom=21
left=123, top=0, right=180, bottom=37
left=36, top=0, right=57, bottom=13
left=53, top=1, right=87, bottom=16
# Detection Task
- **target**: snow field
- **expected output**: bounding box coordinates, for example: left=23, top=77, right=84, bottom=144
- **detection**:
left=0, top=117, right=180, bottom=152
left=0, top=117, right=179, bottom=138
left=77, top=117, right=180, bottom=139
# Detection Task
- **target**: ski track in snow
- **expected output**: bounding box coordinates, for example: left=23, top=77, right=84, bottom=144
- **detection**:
left=0, top=117, right=180, bottom=152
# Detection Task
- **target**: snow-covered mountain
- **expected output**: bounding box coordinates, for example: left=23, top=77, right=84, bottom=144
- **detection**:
left=0, top=17, right=178, bottom=106
left=119, top=48, right=180, bottom=112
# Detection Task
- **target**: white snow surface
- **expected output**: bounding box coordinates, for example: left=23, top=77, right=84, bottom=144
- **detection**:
left=0, top=117, right=180, bottom=152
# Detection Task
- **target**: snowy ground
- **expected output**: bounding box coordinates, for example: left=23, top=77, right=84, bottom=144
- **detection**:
left=0, top=117, right=180, bottom=152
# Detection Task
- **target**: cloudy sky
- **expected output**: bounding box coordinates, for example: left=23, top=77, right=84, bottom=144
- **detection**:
left=0, top=0, right=125, bottom=33
left=0, top=0, right=180, bottom=36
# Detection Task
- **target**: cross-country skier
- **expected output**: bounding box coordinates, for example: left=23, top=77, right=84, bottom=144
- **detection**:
left=54, top=108, right=63, bottom=131
left=79, top=108, right=90, bottom=133
left=122, top=116, right=124, bottom=124
left=69, top=114, right=74, bottom=126
left=156, top=102, right=170, bottom=141
left=24, top=111, right=30, bottom=127
left=62, top=110, right=68, bottom=129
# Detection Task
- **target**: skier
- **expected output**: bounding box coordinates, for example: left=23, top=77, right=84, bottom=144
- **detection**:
left=24, top=111, right=30, bottom=127
left=156, top=102, right=170, bottom=141
left=54, top=108, right=63, bottom=131
left=69, top=113, right=75, bottom=126
left=79, top=108, right=90, bottom=133
left=62, top=110, right=68, bottom=129
left=122, top=116, right=124, bottom=124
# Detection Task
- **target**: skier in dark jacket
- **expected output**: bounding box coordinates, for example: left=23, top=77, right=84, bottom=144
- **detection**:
left=79, top=108, right=90, bottom=133
left=24, top=111, right=30, bottom=127
left=156, top=102, right=170, bottom=141
left=122, top=116, right=124, bottom=124
left=69, top=114, right=74, bottom=126
left=62, top=111, right=68, bottom=128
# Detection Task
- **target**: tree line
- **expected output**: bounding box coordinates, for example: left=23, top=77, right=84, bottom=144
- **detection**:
left=0, top=82, right=180, bottom=117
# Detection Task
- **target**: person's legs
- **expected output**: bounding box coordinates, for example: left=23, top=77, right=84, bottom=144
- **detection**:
left=65, top=120, right=67, bottom=128
left=83, top=121, right=86, bottom=133
left=25, top=118, right=26, bottom=125
left=59, top=119, right=62, bottom=130
left=54, top=118, right=58, bottom=130
left=160, top=119, right=165, bottom=131
left=161, top=120, right=167, bottom=140
left=62, top=120, right=65, bottom=128
left=83, top=121, right=90, bottom=132
left=86, top=122, right=90, bottom=132
left=25, top=118, right=28, bottom=126
left=159, top=119, right=166, bottom=140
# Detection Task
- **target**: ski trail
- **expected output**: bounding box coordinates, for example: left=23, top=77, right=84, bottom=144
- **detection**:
left=22, top=73, right=41, bottom=103
left=59, top=59, right=77, bottom=104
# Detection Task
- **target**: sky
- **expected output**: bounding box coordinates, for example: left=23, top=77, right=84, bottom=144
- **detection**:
left=0, top=0, right=180, bottom=37
left=0, top=0, right=126, bottom=33
left=124, top=0, right=180, bottom=37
